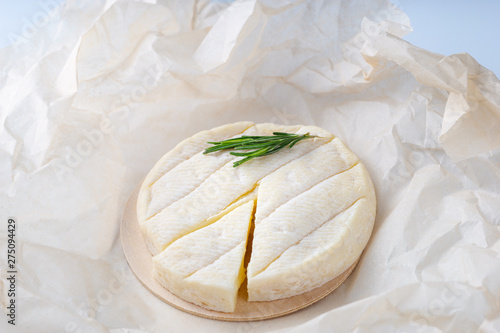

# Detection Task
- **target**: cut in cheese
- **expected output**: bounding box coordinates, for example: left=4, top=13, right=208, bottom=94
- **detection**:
left=247, top=164, right=376, bottom=300
left=141, top=124, right=332, bottom=255
left=138, top=122, right=377, bottom=311
left=153, top=200, right=254, bottom=312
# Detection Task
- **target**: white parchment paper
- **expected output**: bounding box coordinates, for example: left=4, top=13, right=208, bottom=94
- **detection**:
left=1, top=0, right=500, bottom=332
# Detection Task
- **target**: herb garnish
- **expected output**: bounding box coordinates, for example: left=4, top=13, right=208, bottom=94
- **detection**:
left=203, top=132, right=316, bottom=167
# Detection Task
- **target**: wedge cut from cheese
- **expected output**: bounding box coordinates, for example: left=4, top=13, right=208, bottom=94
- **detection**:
left=138, top=121, right=377, bottom=311
left=153, top=200, right=254, bottom=313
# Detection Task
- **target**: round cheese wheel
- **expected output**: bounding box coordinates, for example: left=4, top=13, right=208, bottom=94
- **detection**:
left=137, top=122, right=376, bottom=312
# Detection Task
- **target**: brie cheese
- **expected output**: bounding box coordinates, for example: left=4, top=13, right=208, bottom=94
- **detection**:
left=138, top=121, right=376, bottom=311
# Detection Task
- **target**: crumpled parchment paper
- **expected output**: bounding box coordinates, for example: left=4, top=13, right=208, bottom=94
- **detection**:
left=1, top=0, right=499, bottom=332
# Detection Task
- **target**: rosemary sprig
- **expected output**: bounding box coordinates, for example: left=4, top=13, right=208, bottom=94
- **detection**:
left=203, top=132, right=316, bottom=167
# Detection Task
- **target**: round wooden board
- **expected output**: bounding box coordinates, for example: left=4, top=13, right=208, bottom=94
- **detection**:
left=121, top=184, right=359, bottom=322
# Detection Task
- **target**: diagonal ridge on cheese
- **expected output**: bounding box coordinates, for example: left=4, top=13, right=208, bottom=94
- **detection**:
left=147, top=122, right=254, bottom=186
left=144, top=127, right=332, bottom=254
left=183, top=242, right=247, bottom=309
left=154, top=201, right=254, bottom=277
left=247, top=196, right=375, bottom=301
left=138, top=122, right=377, bottom=309
left=146, top=126, right=261, bottom=219
left=254, top=138, right=359, bottom=226
left=247, top=163, right=370, bottom=279
left=144, top=123, right=311, bottom=221
left=152, top=200, right=254, bottom=312
left=137, top=121, right=253, bottom=224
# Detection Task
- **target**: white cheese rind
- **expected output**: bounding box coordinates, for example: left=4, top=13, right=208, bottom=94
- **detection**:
left=146, top=126, right=266, bottom=220
left=139, top=122, right=377, bottom=310
left=143, top=125, right=332, bottom=254
left=247, top=196, right=375, bottom=301
left=247, top=163, right=376, bottom=301
left=137, top=121, right=253, bottom=225
left=152, top=201, right=254, bottom=312
left=253, top=138, right=359, bottom=230
left=247, top=163, right=370, bottom=280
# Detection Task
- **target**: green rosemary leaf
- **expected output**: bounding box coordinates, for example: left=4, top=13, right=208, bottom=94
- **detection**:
left=233, top=156, right=254, bottom=167
left=288, top=136, right=308, bottom=148
left=204, top=132, right=316, bottom=167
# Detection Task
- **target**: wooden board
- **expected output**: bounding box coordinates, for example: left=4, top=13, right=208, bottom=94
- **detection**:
left=121, top=185, right=359, bottom=322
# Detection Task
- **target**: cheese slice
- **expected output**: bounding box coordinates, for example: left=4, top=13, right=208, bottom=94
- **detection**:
left=138, top=121, right=377, bottom=311
left=153, top=200, right=254, bottom=312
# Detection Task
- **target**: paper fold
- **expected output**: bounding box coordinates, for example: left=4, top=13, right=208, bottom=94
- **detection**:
left=1, top=0, right=499, bottom=332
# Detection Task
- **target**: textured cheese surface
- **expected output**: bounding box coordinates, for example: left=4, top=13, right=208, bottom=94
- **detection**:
left=153, top=200, right=254, bottom=312
left=138, top=121, right=376, bottom=310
